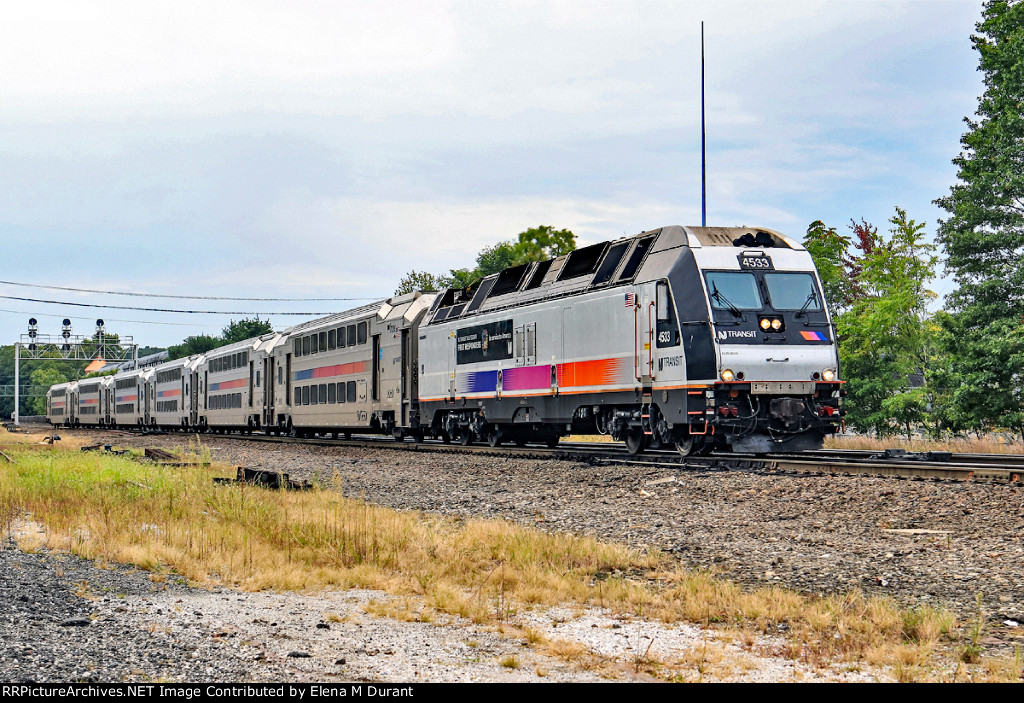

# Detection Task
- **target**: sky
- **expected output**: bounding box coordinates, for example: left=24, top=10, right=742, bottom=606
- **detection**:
left=0, top=0, right=986, bottom=351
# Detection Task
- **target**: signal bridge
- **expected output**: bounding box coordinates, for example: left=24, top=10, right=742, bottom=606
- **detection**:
left=11, top=318, right=138, bottom=427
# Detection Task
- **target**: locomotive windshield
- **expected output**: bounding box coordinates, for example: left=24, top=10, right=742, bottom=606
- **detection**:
left=705, top=272, right=762, bottom=310
left=763, top=273, right=822, bottom=311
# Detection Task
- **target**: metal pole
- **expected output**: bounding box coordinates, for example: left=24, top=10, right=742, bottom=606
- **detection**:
left=13, top=342, right=19, bottom=427
left=701, top=21, right=707, bottom=228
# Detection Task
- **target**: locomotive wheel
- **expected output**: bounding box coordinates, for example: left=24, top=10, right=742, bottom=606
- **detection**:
left=674, top=437, right=694, bottom=457
left=545, top=434, right=559, bottom=448
left=624, top=431, right=647, bottom=456
left=458, top=430, right=474, bottom=446
left=486, top=428, right=503, bottom=447
left=413, top=430, right=425, bottom=443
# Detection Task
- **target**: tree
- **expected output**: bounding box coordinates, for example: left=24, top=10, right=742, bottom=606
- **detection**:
left=395, top=225, right=577, bottom=295
left=222, top=317, right=273, bottom=344
left=395, top=270, right=448, bottom=296
left=935, top=0, right=1024, bottom=433
left=25, top=365, right=69, bottom=415
left=166, top=334, right=221, bottom=361
left=836, top=209, right=938, bottom=437
left=802, top=220, right=852, bottom=318
left=514, top=225, right=576, bottom=261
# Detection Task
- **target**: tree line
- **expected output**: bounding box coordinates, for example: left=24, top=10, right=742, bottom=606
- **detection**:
left=805, top=1, right=1023, bottom=438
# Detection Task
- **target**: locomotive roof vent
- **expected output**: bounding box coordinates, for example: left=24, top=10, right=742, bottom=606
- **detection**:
left=684, top=226, right=802, bottom=250
left=732, top=231, right=776, bottom=248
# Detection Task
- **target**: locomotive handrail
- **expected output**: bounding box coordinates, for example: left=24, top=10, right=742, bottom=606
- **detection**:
left=647, top=301, right=656, bottom=379
left=633, top=303, right=641, bottom=382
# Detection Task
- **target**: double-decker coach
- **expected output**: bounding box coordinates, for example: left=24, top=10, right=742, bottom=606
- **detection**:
left=272, top=292, right=437, bottom=439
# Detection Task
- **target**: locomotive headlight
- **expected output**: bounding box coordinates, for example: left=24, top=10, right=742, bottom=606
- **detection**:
left=822, top=368, right=836, bottom=382
left=759, top=318, right=771, bottom=330
left=720, top=368, right=735, bottom=382
left=771, top=318, right=783, bottom=331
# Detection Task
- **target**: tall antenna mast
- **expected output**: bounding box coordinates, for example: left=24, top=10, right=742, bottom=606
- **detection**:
left=701, top=21, right=707, bottom=227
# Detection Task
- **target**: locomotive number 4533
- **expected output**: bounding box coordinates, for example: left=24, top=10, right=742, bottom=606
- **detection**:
left=738, top=254, right=774, bottom=270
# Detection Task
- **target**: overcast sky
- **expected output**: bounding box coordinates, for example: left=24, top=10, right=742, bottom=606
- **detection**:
left=0, top=0, right=984, bottom=350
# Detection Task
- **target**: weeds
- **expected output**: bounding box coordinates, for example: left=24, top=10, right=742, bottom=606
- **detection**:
left=0, top=442, right=1008, bottom=677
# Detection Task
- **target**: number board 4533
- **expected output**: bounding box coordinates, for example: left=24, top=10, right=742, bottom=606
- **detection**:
left=738, top=253, right=774, bottom=270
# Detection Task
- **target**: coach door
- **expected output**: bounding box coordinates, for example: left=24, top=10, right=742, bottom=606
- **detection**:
left=263, top=357, right=275, bottom=427
left=190, top=371, right=199, bottom=426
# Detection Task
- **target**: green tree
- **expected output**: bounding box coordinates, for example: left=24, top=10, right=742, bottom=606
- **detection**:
left=802, top=220, right=852, bottom=318
left=395, top=225, right=577, bottom=294
left=166, top=334, right=222, bottom=361
left=935, top=0, right=1024, bottom=434
left=514, top=225, right=576, bottom=261
left=394, top=270, right=448, bottom=295
left=222, top=317, right=273, bottom=344
left=837, top=208, right=938, bottom=437
left=26, top=366, right=69, bottom=415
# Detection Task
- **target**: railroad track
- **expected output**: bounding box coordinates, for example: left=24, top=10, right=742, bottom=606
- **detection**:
left=66, top=423, right=1024, bottom=485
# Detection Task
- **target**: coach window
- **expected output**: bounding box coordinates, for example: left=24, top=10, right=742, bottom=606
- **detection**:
left=357, top=322, right=367, bottom=345
left=337, top=382, right=346, bottom=403
left=337, top=327, right=346, bottom=348
left=328, top=383, right=336, bottom=403
left=347, top=325, right=356, bottom=346
left=347, top=381, right=357, bottom=403
left=328, top=329, right=336, bottom=350
left=319, top=332, right=327, bottom=351
left=319, top=384, right=327, bottom=404
left=311, top=386, right=318, bottom=405
left=302, top=336, right=311, bottom=355
left=294, top=339, right=302, bottom=356
left=302, top=386, right=310, bottom=405
left=294, top=387, right=301, bottom=406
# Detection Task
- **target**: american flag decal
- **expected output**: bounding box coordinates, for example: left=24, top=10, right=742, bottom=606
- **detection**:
left=624, top=292, right=636, bottom=307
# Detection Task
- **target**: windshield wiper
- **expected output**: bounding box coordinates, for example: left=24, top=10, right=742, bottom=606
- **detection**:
left=711, top=284, right=743, bottom=318
left=795, top=291, right=818, bottom=318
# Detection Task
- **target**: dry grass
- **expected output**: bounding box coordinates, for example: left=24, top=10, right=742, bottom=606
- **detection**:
left=0, top=441, right=1018, bottom=680
left=826, top=434, right=1023, bottom=454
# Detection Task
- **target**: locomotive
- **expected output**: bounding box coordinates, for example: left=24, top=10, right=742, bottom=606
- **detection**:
left=46, top=225, right=843, bottom=455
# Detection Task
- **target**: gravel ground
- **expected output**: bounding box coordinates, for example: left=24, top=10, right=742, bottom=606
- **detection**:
left=4, top=424, right=1023, bottom=681
left=0, top=535, right=884, bottom=683
left=112, top=430, right=1024, bottom=631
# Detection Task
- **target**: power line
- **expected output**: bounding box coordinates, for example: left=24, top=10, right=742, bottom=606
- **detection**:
left=0, top=295, right=336, bottom=316
left=0, top=279, right=378, bottom=302
left=0, top=308, right=222, bottom=328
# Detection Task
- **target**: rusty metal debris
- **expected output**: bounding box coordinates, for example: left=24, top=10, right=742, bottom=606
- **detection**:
left=213, top=466, right=311, bottom=491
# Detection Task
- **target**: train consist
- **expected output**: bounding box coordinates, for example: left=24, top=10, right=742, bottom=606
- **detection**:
left=46, top=225, right=844, bottom=455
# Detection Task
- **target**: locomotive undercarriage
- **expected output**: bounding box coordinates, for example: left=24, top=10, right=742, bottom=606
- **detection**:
left=423, top=384, right=843, bottom=456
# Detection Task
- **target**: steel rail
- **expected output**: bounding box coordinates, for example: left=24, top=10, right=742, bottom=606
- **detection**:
left=17, top=421, right=1024, bottom=484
